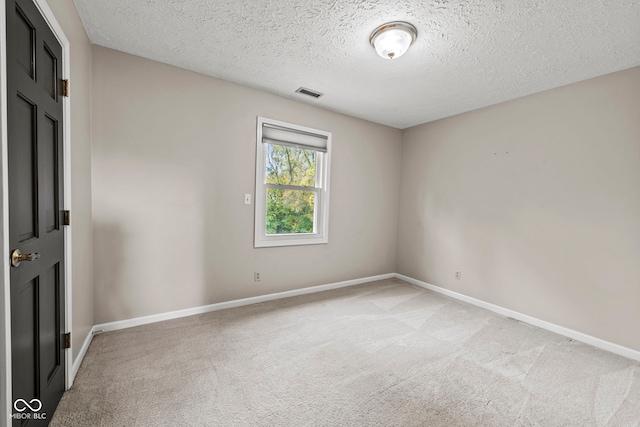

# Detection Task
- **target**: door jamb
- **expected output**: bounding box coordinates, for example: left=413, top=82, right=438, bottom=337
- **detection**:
left=0, top=0, right=73, bottom=424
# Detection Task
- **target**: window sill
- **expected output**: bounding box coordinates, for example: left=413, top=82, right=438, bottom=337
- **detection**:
left=254, top=235, right=328, bottom=248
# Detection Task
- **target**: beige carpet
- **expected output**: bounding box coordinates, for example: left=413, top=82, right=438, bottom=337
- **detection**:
left=51, top=279, right=640, bottom=426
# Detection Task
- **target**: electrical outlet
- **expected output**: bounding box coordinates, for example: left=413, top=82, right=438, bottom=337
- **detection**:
left=455, top=271, right=462, bottom=280
left=254, top=272, right=261, bottom=282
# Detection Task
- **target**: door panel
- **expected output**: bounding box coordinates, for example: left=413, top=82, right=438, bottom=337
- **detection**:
left=12, top=278, right=37, bottom=404
left=13, top=95, right=37, bottom=243
left=41, top=44, right=57, bottom=100
left=42, top=115, right=59, bottom=233
left=40, top=264, right=61, bottom=383
left=14, top=7, right=34, bottom=78
left=7, top=0, right=66, bottom=424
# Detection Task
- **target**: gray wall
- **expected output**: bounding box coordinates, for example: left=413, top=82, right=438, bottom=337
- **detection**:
left=91, top=46, right=403, bottom=324
left=397, top=66, right=640, bottom=351
left=48, top=0, right=94, bottom=359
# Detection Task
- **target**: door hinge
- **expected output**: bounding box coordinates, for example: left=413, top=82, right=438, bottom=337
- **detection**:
left=63, top=210, right=71, bottom=226
left=64, top=333, right=71, bottom=349
left=62, top=79, right=69, bottom=97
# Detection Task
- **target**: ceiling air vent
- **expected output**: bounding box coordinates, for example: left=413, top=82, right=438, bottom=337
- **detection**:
left=295, top=87, right=323, bottom=98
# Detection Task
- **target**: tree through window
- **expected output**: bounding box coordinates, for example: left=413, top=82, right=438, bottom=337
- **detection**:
left=266, top=144, right=316, bottom=234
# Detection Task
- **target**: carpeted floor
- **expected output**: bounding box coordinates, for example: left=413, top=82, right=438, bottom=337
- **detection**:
left=51, top=279, right=640, bottom=426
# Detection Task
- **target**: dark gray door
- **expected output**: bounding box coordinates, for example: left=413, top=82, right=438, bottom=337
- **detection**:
left=6, top=0, right=66, bottom=424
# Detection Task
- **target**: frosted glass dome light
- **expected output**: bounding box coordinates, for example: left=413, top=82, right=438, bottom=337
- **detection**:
left=370, top=21, right=417, bottom=60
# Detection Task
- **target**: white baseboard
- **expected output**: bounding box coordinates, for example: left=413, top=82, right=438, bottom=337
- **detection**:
left=70, top=328, right=94, bottom=386
left=395, top=273, right=640, bottom=363
left=93, top=273, right=395, bottom=334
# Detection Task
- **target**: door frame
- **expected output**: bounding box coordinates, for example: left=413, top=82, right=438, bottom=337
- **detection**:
left=0, top=0, right=72, bottom=423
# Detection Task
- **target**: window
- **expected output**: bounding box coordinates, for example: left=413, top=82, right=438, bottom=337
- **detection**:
left=255, top=117, right=331, bottom=247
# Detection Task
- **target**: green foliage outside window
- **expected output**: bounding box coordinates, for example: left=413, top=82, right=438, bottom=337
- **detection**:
left=266, top=144, right=316, bottom=234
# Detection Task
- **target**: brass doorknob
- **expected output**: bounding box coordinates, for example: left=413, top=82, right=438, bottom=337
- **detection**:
left=11, top=249, right=40, bottom=267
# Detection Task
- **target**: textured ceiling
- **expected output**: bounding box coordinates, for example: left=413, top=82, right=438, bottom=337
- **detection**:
left=72, top=0, right=640, bottom=129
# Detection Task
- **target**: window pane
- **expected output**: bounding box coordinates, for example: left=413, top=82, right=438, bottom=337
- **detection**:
left=266, top=143, right=317, bottom=187
left=266, top=188, right=315, bottom=235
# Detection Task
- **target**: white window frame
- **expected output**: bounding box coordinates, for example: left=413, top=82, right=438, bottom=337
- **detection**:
left=254, top=117, right=331, bottom=248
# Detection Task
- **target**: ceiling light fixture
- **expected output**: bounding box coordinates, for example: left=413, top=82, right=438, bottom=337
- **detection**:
left=370, top=21, right=417, bottom=60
